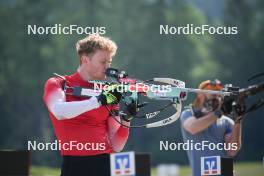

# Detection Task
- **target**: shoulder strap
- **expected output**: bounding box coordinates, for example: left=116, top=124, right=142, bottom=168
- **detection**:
left=53, top=73, right=67, bottom=91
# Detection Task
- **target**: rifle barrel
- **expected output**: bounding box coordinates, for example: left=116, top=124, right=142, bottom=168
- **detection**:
left=239, top=82, right=264, bottom=98
left=185, top=88, right=232, bottom=96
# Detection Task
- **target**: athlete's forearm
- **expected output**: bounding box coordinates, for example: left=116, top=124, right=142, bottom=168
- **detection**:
left=226, top=122, right=242, bottom=156
left=183, top=112, right=218, bottom=134
left=230, top=123, right=242, bottom=146
left=50, top=96, right=100, bottom=120
left=108, top=117, right=130, bottom=152
left=110, top=126, right=129, bottom=152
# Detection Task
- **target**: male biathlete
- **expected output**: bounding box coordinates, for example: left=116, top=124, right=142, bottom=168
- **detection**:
left=43, top=34, right=133, bottom=176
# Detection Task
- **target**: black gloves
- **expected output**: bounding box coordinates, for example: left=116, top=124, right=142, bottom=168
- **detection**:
left=122, top=99, right=139, bottom=122
left=203, top=97, right=221, bottom=112
left=192, top=97, right=223, bottom=119
left=221, top=96, right=246, bottom=122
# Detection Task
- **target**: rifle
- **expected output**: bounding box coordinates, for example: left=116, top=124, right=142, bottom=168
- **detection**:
left=90, top=68, right=230, bottom=128
left=56, top=68, right=264, bottom=128
left=221, top=81, right=264, bottom=121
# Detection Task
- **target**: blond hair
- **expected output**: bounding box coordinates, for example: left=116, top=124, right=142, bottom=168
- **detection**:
left=76, top=34, right=117, bottom=58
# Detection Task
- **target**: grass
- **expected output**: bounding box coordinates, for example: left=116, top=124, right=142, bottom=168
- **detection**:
left=31, top=162, right=263, bottom=176
left=31, top=166, right=60, bottom=176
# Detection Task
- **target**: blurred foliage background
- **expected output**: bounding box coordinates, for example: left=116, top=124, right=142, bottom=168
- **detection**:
left=0, top=0, right=263, bottom=167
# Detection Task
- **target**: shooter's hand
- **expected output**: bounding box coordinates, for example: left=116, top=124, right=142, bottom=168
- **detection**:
left=97, top=84, right=122, bottom=105
left=122, top=99, right=139, bottom=122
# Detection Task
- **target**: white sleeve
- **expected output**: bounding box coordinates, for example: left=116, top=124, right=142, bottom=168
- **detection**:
left=50, top=96, right=101, bottom=120
left=44, top=78, right=101, bottom=120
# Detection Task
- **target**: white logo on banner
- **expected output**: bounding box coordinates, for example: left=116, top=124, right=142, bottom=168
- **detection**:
left=201, top=156, right=221, bottom=175
left=110, top=152, right=135, bottom=176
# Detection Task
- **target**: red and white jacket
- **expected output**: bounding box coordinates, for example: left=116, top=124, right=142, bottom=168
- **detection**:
left=43, top=72, right=129, bottom=156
